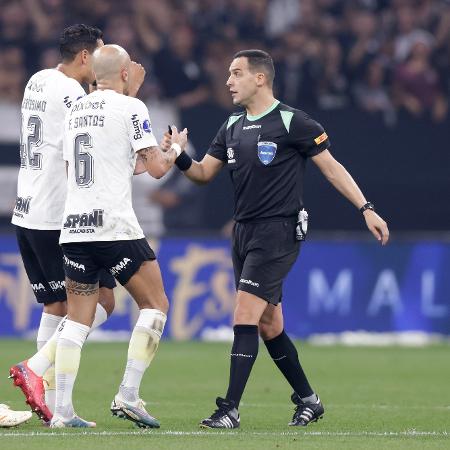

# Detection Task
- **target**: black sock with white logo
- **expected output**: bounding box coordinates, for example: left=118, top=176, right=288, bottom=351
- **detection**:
left=225, top=325, right=259, bottom=408
left=264, top=330, right=314, bottom=399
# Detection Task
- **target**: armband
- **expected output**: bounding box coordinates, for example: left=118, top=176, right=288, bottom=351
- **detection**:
left=170, top=143, right=182, bottom=157
left=175, top=151, right=193, bottom=171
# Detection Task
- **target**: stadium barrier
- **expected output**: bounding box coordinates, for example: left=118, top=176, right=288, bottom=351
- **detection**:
left=0, top=235, right=449, bottom=339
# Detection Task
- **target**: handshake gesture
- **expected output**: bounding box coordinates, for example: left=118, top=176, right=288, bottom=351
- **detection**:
left=160, top=125, right=188, bottom=153
left=134, top=125, right=188, bottom=177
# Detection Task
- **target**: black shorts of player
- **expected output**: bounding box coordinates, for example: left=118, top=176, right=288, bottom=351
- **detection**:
left=61, top=238, right=156, bottom=286
left=232, top=219, right=301, bottom=305
left=15, top=226, right=116, bottom=305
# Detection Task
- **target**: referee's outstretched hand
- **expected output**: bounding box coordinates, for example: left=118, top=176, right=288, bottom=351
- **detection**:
left=363, top=210, right=389, bottom=245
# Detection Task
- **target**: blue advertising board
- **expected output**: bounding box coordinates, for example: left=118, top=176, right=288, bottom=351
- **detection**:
left=0, top=235, right=449, bottom=339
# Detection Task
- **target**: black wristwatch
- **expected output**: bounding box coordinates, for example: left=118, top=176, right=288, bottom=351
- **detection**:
left=359, top=202, right=375, bottom=213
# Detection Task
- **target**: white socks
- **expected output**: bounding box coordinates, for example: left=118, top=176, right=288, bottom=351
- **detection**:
left=37, top=313, right=62, bottom=351
left=118, top=309, right=166, bottom=404
left=28, top=304, right=109, bottom=415
left=37, top=312, right=63, bottom=414
left=91, top=303, right=108, bottom=329
left=54, top=320, right=90, bottom=420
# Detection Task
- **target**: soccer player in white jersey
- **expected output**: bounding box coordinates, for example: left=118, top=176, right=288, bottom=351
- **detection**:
left=43, top=44, right=187, bottom=428
left=9, top=25, right=119, bottom=424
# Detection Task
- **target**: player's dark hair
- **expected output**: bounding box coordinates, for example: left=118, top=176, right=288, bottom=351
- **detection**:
left=233, top=49, right=275, bottom=86
left=59, top=24, right=103, bottom=62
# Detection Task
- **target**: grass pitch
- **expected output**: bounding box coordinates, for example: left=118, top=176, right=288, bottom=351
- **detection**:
left=0, top=340, right=448, bottom=449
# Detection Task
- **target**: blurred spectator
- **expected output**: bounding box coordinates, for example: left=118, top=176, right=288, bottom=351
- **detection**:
left=393, top=4, right=433, bottom=62
left=318, top=39, right=349, bottom=109
left=393, top=37, right=448, bottom=122
left=275, top=28, right=322, bottom=108
left=353, top=59, right=395, bottom=125
left=345, top=9, right=381, bottom=81
left=0, top=46, right=26, bottom=103
left=153, top=24, right=209, bottom=110
left=265, top=0, right=300, bottom=38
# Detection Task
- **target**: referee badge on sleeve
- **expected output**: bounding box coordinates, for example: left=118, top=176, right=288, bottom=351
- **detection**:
left=257, top=141, right=277, bottom=165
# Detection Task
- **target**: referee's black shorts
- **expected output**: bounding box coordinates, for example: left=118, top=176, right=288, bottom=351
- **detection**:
left=16, top=226, right=116, bottom=304
left=232, top=219, right=300, bottom=305
left=61, top=238, right=156, bottom=286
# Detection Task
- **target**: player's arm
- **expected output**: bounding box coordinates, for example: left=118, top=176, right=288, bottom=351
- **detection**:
left=136, top=126, right=188, bottom=179
left=312, top=150, right=389, bottom=245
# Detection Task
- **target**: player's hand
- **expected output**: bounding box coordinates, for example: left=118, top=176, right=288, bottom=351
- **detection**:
left=128, top=62, right=146, bottom=97
left=160, top=131, right=171, bottom=152
left=170, top=125, right=188, bottom=150
left=364, top=210, right=389, bottom=245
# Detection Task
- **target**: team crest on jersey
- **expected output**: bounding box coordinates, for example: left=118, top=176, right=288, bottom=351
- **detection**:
left=142, top=119, right=151, bottom=133
left=257, top=141, right=277, bottom=165
left=227, top=147, right=236, bottom=164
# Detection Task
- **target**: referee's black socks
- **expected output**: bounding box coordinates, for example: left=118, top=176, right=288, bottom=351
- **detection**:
left=264, top=330, right=315, bottom=401
left=225, top=325, right=259, bottom=408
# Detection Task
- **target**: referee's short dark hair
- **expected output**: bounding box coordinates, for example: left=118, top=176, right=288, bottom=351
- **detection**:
left=59, top=24, right=103, bottom=62
left=233, top=49, right=275, bottom=86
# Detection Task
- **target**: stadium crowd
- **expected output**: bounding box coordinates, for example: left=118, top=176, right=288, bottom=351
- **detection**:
left=0, top=0, right=449, bottom=125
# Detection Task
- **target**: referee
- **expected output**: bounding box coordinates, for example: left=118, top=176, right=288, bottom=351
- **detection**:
left=166, top=49, right=389, bottom=429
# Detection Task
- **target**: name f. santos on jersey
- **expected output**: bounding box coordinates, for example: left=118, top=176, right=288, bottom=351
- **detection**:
left=60, top=90, right=158, bottom=244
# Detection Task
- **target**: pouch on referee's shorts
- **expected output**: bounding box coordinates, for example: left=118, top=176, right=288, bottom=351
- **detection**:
left=295, top=209, right=308, bottom=241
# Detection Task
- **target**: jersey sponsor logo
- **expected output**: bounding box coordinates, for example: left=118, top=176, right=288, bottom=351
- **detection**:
left=142, top=119, right=152, bottom=133
left=131, top=114, right=143, bottom=140
left=49, top=280, right=65, bottom=291
left=13, top=196, right=32, bottom=217
left=314, top=132, right=328, bottom=145
left=63, top=209, right=104, bottom=234
left=63, top=255, right=86, bottom=272
left=31, top=283, right=46, bottom=292
left=64, top=96, right=73, bottom=109
left=227, top=147, right=236, bottom=164
left=257, top=141, right=277, bottom=165
left=239, top=278, right=260, bottom=287
left=242, top=124, right=261, bottom=130
left=109, top=257, right=132, bottom=276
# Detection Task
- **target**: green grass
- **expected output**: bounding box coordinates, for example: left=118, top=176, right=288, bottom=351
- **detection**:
left=0, top=340, right=449, bottom=449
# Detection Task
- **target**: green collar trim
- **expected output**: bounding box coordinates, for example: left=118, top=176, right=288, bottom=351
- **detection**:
left=246, top=100, right=280, bottom=121
left=227, top=113, right=244, bottom=129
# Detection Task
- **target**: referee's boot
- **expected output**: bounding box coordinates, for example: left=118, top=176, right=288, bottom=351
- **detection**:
left=199, top=397, right=240, bottom=429
left=289, top=392, right=324, bottom=426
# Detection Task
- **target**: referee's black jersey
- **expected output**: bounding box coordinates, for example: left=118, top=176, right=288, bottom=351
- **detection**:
left=207, top=100, right=330, bottom=222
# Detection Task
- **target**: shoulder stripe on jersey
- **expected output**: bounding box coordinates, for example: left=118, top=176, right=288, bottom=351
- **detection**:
left=280, top=110, right=294, bottom=133
left=227, top=114, right=244, bottom=130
